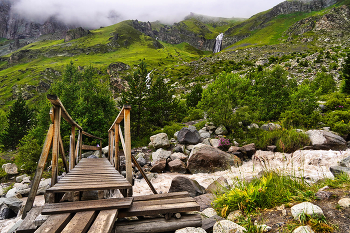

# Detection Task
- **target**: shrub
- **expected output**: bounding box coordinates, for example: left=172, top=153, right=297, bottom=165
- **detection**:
left=16, top=134, right=42, bottom=174
left=341, top=52, right=350, bottom=94
left=182, top=108, right=204, bottom=122
left=186, top=84, right=203, bottom=108
left=311, top=72, right=337, bottom=95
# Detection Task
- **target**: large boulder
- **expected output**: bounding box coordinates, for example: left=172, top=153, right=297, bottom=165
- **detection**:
left=306, top=130, right=347, bottom=150
left=151, top=148, right=171, bottom=164
left=213, top=220, right=246, bottom=233
left=0, top=197, right=23, bottom=214
left=177, top=127, right=201, bottom=145
left=187, top=144, right=242, bottom=174
left=330, top=166, right=350, bottom=177
left=291, top=202, right=324, bottom=220
left=168, top=176, right=205, bottom=197
left=2, top=163, right=18, bottom=175
left=150, top=133, right=170, bottom=149
left=150, top=160, right=167, bottom=173
left=170, top=152, right=188, bottom=161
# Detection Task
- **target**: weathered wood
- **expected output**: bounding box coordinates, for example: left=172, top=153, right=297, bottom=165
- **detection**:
left=70, top=126, right=76, bottom=170
left=81, top=145, right=100, bottom=151
left=82, top=131, right=103, bottom=140
left=51, top=106, right=61, bottom=186
left=110, top=131, right=115, bottom=165
left=46, top=182, right=132, bottom=193
left=114, top=124, right=119, bottom=171
left=132, top=192, right=190, bottom=202
left=75, top=130, right=81, bottom=164
left=17, top=207, right=43, bottom=233
left=108, top=105, right=131, bottom=132
left=131, top=153, right=157, bottom=194
left=59, top=133, right=69, bottom=173
left=87, top=209, right=118, bottom=233
left=49, top=107, right=54, bottom=123
left=22, top=124, right=54, bottom=219
left=61, top=211, right=96, bottom=233
left=35, top=213, right=72, bottom=233
left=47, top=95, right=82, bottom=130
left=99, top=139, right=102, bottom=157
left=114, top=214, right=202, bottom=233
left=79, top=130, right=82, bottom=160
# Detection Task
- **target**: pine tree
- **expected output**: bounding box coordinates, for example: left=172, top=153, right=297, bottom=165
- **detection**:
left=341, top=52, right=350, bottom=94
left=186, top=84, right=203, bottom=108
left=1, top=96, right=33, bottom=149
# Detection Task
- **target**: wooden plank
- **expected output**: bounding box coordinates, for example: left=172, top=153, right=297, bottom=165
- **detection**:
left=59, top=133, right=69, bottom=173
left=35, top=213, right=72, bottom=233
left=47, top=95, right=82, bottom=130
left=114, top=124, right=119, bottom=171
left=61, top=211, right=96, bottom=233
left=132, top=197, right=195, bottom=207
left=70, top=126, right=76, bottom=170
left=42, top=198, right=132, bottom=215
left=17, top=207, right=43, bottom=233
left=133, top=192, right=190, bottom=202
left=131, top=153, right=157, bottom=194
left=87, top=209, right=118, bottom=233
left=82, top=131, right=103, bottom=140
left=53, top=181, right=129, bottom=186
left=75, top=130, right=81, bottom=164
left=22, top=124, right=54, bottom=219
left=108, top=105, right=131, bottom=132
left=114, top=214, right=202, bottom=233
left=82, top=145, right=100, bottom=151
left=51, top=106, right=61, bottom=186
left=46, top=183, right=132, bottom=193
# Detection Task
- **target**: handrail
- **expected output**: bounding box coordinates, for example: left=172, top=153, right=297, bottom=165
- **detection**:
left=108, top=105, right=131, bottom=132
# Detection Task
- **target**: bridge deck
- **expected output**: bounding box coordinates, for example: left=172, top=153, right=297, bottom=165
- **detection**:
left=46, top=158, right=132, bottom=193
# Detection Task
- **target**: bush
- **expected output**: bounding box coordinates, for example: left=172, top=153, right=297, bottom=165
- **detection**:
left=311, top=72, right=337, bottom=95
left=186, top=84, right=203, bottom=108
left=16, top=134, right=42, bottom=174
left=182, top=108, right=204, bottom=122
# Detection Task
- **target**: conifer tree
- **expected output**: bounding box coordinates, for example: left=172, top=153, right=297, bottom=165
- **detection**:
left=341, top=52, right=350, bottom=94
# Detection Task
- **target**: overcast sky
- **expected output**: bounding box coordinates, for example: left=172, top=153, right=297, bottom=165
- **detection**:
left=12, top=0, right=286, bottom=28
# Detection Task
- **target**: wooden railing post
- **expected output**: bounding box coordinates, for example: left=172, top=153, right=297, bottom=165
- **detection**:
left=110, top=131, right=114, bottom=165
left=70, top=126, right=76, bottom=170
left=79, top=130, right=82, bottom=160
left=99, top=139, right=102, bottom=157
left=75, top=130, right=81, bottom=164
left=51, top=106, right=61, bottom=186
left=124, top=106, right=132, bottom=197
left=114, top=124, right=120, bottom=172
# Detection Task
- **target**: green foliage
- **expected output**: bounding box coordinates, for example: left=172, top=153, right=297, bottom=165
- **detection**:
left=194, top=120, right=207, bottom=130
left=323, top=110, right=350, bottom=135
left=341, top=52, right=350, bottom=94
left=161, top=122, right=185, bottom=140
left=186, top=84, right=203, bottom=108
left=16, top=134, right=42, bottom=173
left=213, top=171, right=314, bottom=216
left=324, top=92, right=350, bottom=111
left=310, top=72, right=337, bottom=95
left=182, top=108, right=204, bottom=122
left=0, top=157, right=9, bottom=180
left=1, top=96, right=33, bottom=149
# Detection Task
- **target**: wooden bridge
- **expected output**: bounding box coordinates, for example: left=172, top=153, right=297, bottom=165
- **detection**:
left=16, top=95, right=201, bottom=233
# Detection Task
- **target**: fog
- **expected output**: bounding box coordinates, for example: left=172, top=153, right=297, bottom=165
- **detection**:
left=11, top=0, right=285, bottom=28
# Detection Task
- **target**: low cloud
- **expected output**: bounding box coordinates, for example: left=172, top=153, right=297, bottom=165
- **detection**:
left=11, top=0, right=285, bottom=28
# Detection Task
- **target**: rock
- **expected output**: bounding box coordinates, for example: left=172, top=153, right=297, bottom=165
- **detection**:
left=206, top=177, right=229, bottom=194
left=201, top=208, right=217, bottom=218
left=241, top=143, right=256, bottom=157
left=194, top=193, right=214, bottom=211
left=228, top=146, right=240, bottom=153
left=170, top=152, right=187, bottom=161
left=146, top=173, right=158, bottom=181
left=0, top=203, right=16, bottom=220
left=291, top=202, right=323, bottom=220
left=0, top=197, right=23, bottom=214
left=16, top=174, right=29, bottom=183
left=136, top=154, right=147, bottom=167
left=227, top=210, right=242, bottom=221
left=339, top=155, right=350, bottom=167
left=177, top=127, right=201, bottom=145
left=293, top=225, right=314, bottom=233
left=173, top=145, right=184, bottom=153
left=198, top=129, right=210, bottom=139
left=330, top=166, right=350, bottom=177
left=65, top=27, right=90, bottom=42
left=258, top=224, right=272, bottom=232
left=5, top=188, right=19, bottom=198
left=151, top=148, right=171, bottom=164
left=174, top=131, right=179, bottom=139
left=150, top=133, right=170, bottom=149
left=186, top=145, right=195, bottom=151
left=261, top=123, right=281, bottom=131
left=82, top=151, right=94, bottom=158
left=102, top=146, right=109, bottom=155
left=187, top=144, right=242, bottom=174
left=87, top=154, right=98, bottom=159
left=38, top=178, right=51, bottom=195
left=267, top=145, right=277, bottom=152
left=13, top=183, right=30, bottom=196
left=2, top=163, right=18, bottom=175
left=202, top=138, right=211, bottom=146
left=215, top=125, right=228, bottom=135
left=175, top=227, right=207, bottom=233
left=248, top=123, right=259, bottom=130
left=210, top=139, right=220, bottom=148
left=338, top=198, right=350, bottom=208
left=213, top=220, right=246, bottom=233
left=306, top=130, right=347, bottom=150
left=150, top=160, right=167, bottom=173
left=168, top=159, right=187, bottom=173
left=168, top=176, right=205, bottom=197
left=81, top=191, right=99, bottom=201
left=315, top=191, right=331, bottom=200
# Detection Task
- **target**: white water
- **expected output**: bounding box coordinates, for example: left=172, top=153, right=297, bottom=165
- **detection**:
left=133, top=149, right=350, bottom=196
left=213, top=33, right=224, bottom=53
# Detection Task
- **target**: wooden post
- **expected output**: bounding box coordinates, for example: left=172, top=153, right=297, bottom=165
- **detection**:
left=99, top=139, right=102, bottom=158
left=114, top=124, right=120, bottom=171
left=124, top=106, right=132, bottom=197
left=79, top=130, right=82, bottom=161
left=75, top=130, right=81, bottom=165
left=51, top=106, right=61, bottom=186
left=58, top=134, right=69, bottom=173
left=110, top=131, right=114, bottom=165
left=22, top=124, right=54, bottom=219
left=108, top=131, right=112, bottom=161
left=70, top=126, right=76, bottom=170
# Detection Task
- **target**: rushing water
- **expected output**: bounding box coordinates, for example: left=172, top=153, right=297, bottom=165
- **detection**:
left=213, top=33, right=224, bottom=53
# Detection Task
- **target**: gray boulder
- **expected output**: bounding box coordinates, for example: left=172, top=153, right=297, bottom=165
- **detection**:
left=198, top=129, right=210, bottom=139
left=151, top=148, right=171, bottom=165
left=2, top=163, right=18, bottom=175
left=0, top=203, right=16, bottom=220
left=170, top=152, right=188, bottom=161
left=16, top=174, right=29, bottom=183
left=339, top=155, right=350, bottom=167
left=177, top=127, right=201, bottom=145
left=168, top=176, right=205, bottom=197
left=213, top=220, right=246, bottom=233
left=0, top=197, right=23, bottom=214
left=261, top=123, right=281, bottom=131
left=338, top=198, right=350, bottom=208
left=291, top=202, right=323, bottom=220
left=330, top=166, right=350, bottom=177
left=215, top=125, right=228, bottom=135
left=150, top=160, right=167, bottom=173
left=150, top=133, right=170, bottom=149
left=206, top=177, right=229, bottom=194
left=306, top=130, right=347, bottom=150
left=187, top=144, right=242, bottom=174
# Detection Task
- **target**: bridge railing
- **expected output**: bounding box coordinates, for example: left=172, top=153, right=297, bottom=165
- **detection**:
left=22, top=94, right=104, bottom=218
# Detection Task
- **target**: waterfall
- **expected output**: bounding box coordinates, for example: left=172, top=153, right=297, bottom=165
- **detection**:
left=146, top=71, right=152, bottom=89
left=213, top=33, right=224, bottom=53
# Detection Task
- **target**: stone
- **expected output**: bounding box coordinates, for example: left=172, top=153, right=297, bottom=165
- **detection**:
left=241, top=143, right=256, bottom=157
left=315, top=191, right=332, bottom=200
left=291, top=202, right=324, bottom=220
left=2, top=163, right=18, bottom=175
left=137, top=156, right=147, bottom=167
left=248, top=123, right=259, bottom=129
left=213, top=220, right=246, bottom=233
left=81, top=191, right=99, bottom=201
left=306, top=130, right=347, bottom=150
left=198, top=129, right=210, bottom=139
left=339, top=155, right=350, bottom=167
left=173, top=145, right=184, bottom=153
left=174, top=131, right=179, bottom=139
left=293, top=225, right=314, bottom=233
left=202, top=138, right=211, bottom=146
left=194, top=194, right=214, bottom=211
left=0, top=203, right=16, bottom=220
left=175, top=227, right=206, bottom=233
left=146, top=173, right=158, bottom=181
left=267, top=145, right=277, bottom=152
left=37, top=178, right=51, bottom=195
left=186, top=145, right=195, bottom=151
left=168, top=176, right=205, bottom=197
left=177, top=127, right=201, bottom=145
left=187, top=144, right=242, bottom=174
left=261, top=123, right=281, bottom=131
left=226, top=210, right=242, bottom=221
left=215, top=125, right=228, bottom=135
left=82, top=151, right=94, bottom=158
left=150, top=133, right=170, bottom=149
left=170, top=152, right=188, bottom=161
left=201, top=208, right=217, bottom=218
left=0, top=197, right=23, bottom=214
left=102, top=146, right=109, bottom=155
left=206, top=177, right=229, bottom=194
left=151, top=148, right=171, bottom=164
left=228, top=146, right=241, bottom=153
left=210, top=139, right=220, bottom=148
left=338, top=198, right=350, bottom=208
left=16, top=174, right=29, bottom=183
left=150, top=160, right=167, bottom=173
left=168, top=159, right=187, bottom=173
left=330, top=166, right=350, bottom=177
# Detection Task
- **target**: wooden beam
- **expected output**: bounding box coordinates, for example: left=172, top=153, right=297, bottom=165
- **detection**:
left=22, top=124, right=54, bottom=219
left=82, top=131, right=103, bottom=140
left=47, top=95, right=82, bottom=130
left=75, top=130, right=81, bottom=165
left=131, top=153, right=157, bottom=194
left=88, top=209, right=118, bottom=233
left=51, top=106, right=61, bottom=187
left=35, top=213, right=72, bottom=233
left=82, top=145, right=100, bottom=151
left=17, top=207, right=43, bottom=232
left=108, top=105, right=131, bottom=132
left=79, top=130, right=83, bottom=161
left=59, top=133, right=69, bottom=173
left=114, top=124, right=119, bottom=171
left=61, top=211, right=96, bottom=233
left=124, top=107, right=132, bottom=197
left=99, top=139, right=102, bottom=158
left=70, top=126, right=76, bottom=171
left=110, top=131, right=114, bottom=165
